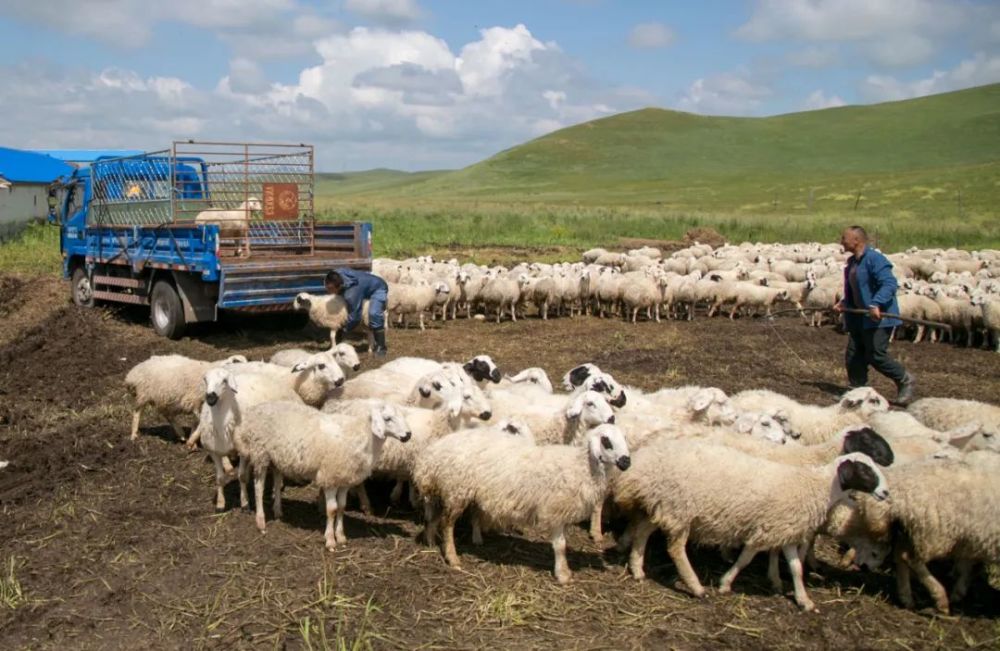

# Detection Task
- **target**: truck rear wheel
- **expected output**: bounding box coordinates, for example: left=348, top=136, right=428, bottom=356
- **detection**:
left=71, top=266, right=94, bottom=308
left=151, top=281, right=186, bottom=339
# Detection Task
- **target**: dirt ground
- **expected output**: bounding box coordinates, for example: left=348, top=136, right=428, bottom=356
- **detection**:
left=2, top=272, right=999, bottom=650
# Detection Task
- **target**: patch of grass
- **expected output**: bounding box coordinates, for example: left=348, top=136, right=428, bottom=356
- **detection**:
left=0, top=558, right=27, bottom=609
left=0, top=222, right=62, bottom=275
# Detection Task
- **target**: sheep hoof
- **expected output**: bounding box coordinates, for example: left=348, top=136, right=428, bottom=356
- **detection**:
left=717, top=584, right=732, bottom=595
left=335, top=533, right=348, bottom=544
left=799, top=600, right=817, bottom=613
left=214, top=506, right=226, bottom=514
left=629, top=569, right=645, bottom=581
left=556, top=572, right=573, bottom=585
left=325, top=541, right=337, bottom=552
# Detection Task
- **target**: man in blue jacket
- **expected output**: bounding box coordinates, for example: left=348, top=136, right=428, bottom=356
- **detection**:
left=325, top=268, right=388, bottom=356
left=833, top=226, right=915, bottom=404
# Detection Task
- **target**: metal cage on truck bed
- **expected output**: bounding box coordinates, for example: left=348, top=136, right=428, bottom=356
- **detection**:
left=89, top=141, right=320, bottom=259
left=62, top=141, right=372, bottom=338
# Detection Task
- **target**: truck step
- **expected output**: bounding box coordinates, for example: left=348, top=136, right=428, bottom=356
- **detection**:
left=93, top=290, right=150, bottom=305
left=93, top=275, right=147, bottom=289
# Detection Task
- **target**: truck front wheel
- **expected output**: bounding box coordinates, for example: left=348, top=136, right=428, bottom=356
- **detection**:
left=71, top=266, right=94, bottom=308
left=151, top=281, right=187, bottom=339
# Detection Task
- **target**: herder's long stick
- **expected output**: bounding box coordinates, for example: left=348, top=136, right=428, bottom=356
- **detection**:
left=768, top=306, right=952, bottom=336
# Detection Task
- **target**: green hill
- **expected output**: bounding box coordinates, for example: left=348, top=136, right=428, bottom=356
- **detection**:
left=325, top=84, right=1000, bottom=217
left=316, top=169, right=448, bottom=196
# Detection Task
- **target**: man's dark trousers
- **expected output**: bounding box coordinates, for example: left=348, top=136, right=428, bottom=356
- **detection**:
left=845, top=325, right=906, bottom=387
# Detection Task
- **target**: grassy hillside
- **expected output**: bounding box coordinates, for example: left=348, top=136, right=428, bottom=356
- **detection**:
left=322, top=84, right=1000, bottom=220
left=316, top=169, right=447, bottom=196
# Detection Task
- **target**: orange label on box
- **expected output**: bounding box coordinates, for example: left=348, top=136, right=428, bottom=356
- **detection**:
left=263, top=183, right=299, bottom=219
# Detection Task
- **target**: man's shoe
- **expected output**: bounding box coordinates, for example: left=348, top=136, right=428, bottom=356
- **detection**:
left=896, top=372, right=916, bottom=406
left=372, top=328, right=387, bottom=357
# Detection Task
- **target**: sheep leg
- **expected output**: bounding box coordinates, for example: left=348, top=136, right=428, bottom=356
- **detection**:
left=441, top=505, right=463, bottom=568
left=335, top=487, right=349, bottom=543
left=408, top=482, right=419, bottom=509
left=654, top=304, right=660, bottom=323
left=271, top=471, right=284, bottom=520
left=767, top=549, right=782, bottom=593
left=496, top=306, right=502, bottom=324
left=419, top=313, right=425, bottom=331
left=950, top=559, right=974, bottom=604
left=547, top=526, right=572, bottom=584
left=510, top=302, right=517, bottom=322
left=718, top=545, right=759, bottom=595
left=471, top=512, right=484, bottom=545
left=162, top=410, right=188, bottom=444
left=615, top=517, right=637, bottom=554
left=666, top=528, right=706, bottom=598
left=913, top=324, right=924, bottom=343
left=909, top=557, right=950, bottom=614
left=389, top=480, right=405, bottom=504
left=589, top=500, right=604, bottom=543
left=894, top=547, right=915, bottom=609
left=323, top=487, right=339, bottom=551
left=354, top=482, right=373, bottom=515
left=542, top=300, right=548, bottom=320
left=254, top=467, right=268, bottom=532
left=210, top=453, right=228, bottom=513
left=782, top=544, right=816, bottom=612
left=627, top=518, right=657, bottom=580
left=237, top=457, right=250, bottom=510
left=130, top=408, right=142, bottom=441
left=728, top=304, right=738, bottom=320
left=423, top=500, right=440, bottom=546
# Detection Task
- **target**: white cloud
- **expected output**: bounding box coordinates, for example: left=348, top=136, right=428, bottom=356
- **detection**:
left=864, top=33, right=935, bottom=68
left=0, top=0, right=298, bottom=48
left=786, top=46, right=838, bottom=68
left=860, top=52, right=1000, bottom=102
left=627, top=22, right=675, bottom=49
left=0, top=24, right=641, bottom=170
left=802, top=90, right=846, bottom=110
left=344, top=0, right=422, bottom=27
left=737, top=0, right=992, bottom=69
left=676, top=73, right=772, bottom=115
left=737, top=0, right=966, bottom=42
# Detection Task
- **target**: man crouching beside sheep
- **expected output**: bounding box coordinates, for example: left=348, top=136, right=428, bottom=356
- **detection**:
left=325, top=269, right=389, bottom=356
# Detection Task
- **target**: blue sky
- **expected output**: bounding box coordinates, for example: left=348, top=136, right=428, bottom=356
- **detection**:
left=0, top=0, right=997, bottom=170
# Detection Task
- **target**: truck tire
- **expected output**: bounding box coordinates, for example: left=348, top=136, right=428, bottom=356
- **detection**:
left=151, top=281, right=186, bottom=339
left=71, top=266, right=95, bottom=308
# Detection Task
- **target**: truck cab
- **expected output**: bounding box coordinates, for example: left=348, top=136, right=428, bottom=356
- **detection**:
left=59, top=141, right=371, bottom=338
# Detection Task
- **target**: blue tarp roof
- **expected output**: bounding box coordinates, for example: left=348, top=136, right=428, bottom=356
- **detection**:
left=0, top=147, right=75, bottom=184
left=33, top=149, right=144, bottom=163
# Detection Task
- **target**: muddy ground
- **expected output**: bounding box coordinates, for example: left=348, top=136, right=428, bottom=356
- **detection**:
left=2, top=272, right=999, bottom=650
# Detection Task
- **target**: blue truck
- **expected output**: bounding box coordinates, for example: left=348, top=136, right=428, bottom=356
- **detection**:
left=58, top=141, right=372, bottom=338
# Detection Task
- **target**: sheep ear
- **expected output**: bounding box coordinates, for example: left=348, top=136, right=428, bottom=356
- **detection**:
left=566, top=395, right=584, bottom=419
left=291, top=362, right=307, bottom=373
left=688, top=390, right=714, bottom=412
left=370, top=408, right=386, bottom=439
left=734, top=416, right=753, bottom=434
left=227, top=374, right=239, bottom=394
left=446, top=397, right=462, bottom=419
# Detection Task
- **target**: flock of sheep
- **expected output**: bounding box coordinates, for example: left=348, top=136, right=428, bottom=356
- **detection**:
left=124, top=333, right=1000, bottom=615
left=289, top=241, right=1000, bottom=350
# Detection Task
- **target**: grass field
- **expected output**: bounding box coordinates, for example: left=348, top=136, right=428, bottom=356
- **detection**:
left=312, top=84, right=999, bottom=255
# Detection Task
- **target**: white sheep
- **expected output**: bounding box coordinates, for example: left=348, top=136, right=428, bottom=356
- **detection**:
left=193, top=197, right=262, bottom=238
left=234, top=400, right=411, bottom=550
left=615, top=439, right=888, bottom=611
left=730, top=387, right=889, bottom=445
left=907, top=397, right=1000, bottom=432
left=124, top=353, right=248, bottom=443
left=194, top=367, right=302, bottom=511
left=971, top=293, right=1000, bottom=352
left=414, top=423, right=631, bottom=583
left=849, top=459, right=1000, bottom=614
left=479, top=276, right=520, bottom=323
left=323, top=385, right=494, bottom=510
left=269, top=343, right=362, bottom=375
left=389, top=281, right=450, bottom=330
left=490, top=389, right=617, bottom=445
